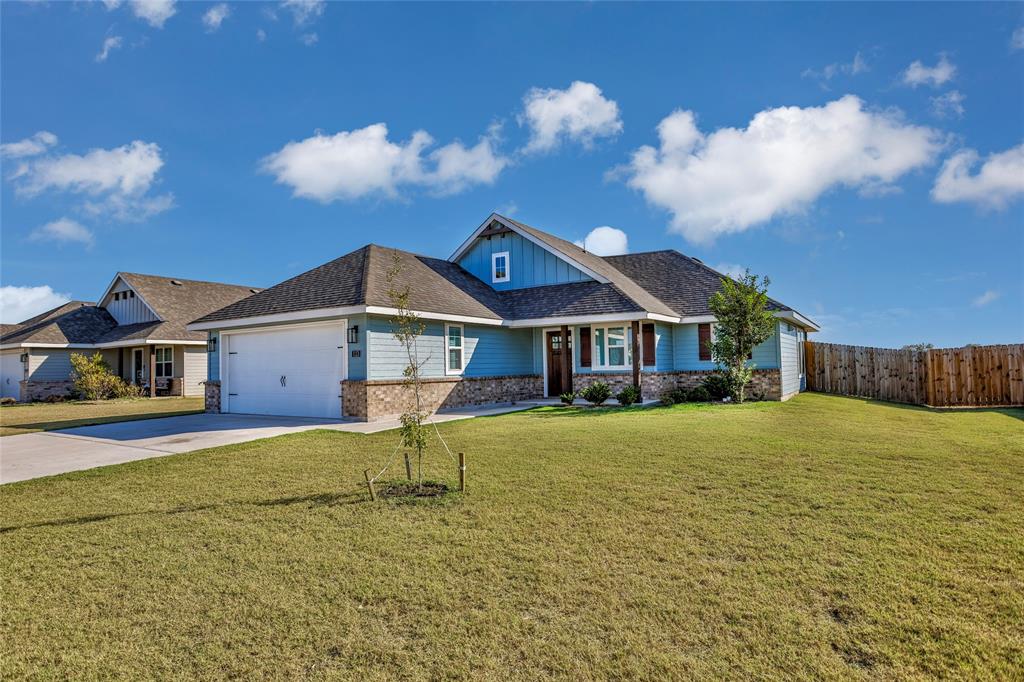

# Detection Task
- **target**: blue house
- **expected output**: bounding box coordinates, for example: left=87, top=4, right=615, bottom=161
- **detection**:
left=189, top=214, right=818, bottom=420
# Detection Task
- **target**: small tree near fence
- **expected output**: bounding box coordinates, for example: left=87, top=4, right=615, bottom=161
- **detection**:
left=707, top=271, right=775, bottom=403
left=386, top=252, right=430, bottom=489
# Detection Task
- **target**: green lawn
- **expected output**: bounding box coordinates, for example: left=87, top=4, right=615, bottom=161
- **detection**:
left=1, top=394, right=1021, bottom=679
left=0, top=396, right=204, bottom=436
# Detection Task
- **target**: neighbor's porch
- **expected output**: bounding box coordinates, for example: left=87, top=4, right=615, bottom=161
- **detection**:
left=104, top=343, right=206, bottom=398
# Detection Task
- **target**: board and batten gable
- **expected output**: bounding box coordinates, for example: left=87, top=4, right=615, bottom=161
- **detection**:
left=103, top=277, right=159, bottom=326
left=365, top=316, right=534, bottom=380
left=455, top=231, right=593, bottom=291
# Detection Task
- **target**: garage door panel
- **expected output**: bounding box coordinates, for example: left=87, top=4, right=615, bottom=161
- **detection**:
left=225, top=324, right=344, bottom=419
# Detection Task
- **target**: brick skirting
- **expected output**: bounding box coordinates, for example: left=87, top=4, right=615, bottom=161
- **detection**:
left=572, top=369, right=783, bottom=402
left=343, top=374, right=544, bottom=421
left=21, top=380, right=73, bottom=402
left=203, top=380, right=221, bottom=413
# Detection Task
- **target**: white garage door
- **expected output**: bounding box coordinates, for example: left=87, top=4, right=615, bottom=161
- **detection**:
left=224, top=323, right=345, bottom=419
left=1, top=351, right=24, bottom=400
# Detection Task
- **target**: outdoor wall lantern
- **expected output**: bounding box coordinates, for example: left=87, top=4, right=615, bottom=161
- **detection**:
left=20, top=353, right=28, bottom=363
left=348, top=325, right=359, bottom=345
left=207, top=337, right=217, bottom=353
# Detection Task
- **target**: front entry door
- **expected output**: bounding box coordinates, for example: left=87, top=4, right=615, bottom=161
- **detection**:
left=546, top=330, right=570, bottom=397
left=132, top=349, right=145, bottom=385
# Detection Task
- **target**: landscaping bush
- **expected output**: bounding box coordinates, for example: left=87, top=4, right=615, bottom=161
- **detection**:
left=581, top=382, right=612, bottom=405
left=70, top=352, right=140, bottom=400
left=559, top=391, right=577, bottom=405
left=687, top=386, right=711, bottom=402
left=616, top=385, right=641, bottom=406
left=701, top=372, right=732, bottom=400
left=43, top=394, right=67, bottom=403
left=0, top=397, right=16, bottom=406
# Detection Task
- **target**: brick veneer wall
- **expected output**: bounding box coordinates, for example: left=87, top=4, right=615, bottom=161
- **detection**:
left=343, top=374, right=544, bottom=421
left=21, top=380, right=73, bottom=402
left=203, top=380, right=221, bottom=413
left=572, top=369, right=783, bottom=402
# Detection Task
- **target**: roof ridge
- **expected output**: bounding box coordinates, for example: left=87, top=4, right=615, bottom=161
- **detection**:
left=119, top=272, right=261, bottom=290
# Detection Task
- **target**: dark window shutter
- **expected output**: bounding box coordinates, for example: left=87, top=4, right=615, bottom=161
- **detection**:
left=642, top=324, right=656, bottom=366
left=579, top=326, right=591, bottom=367
left=698, top=323, right=712, bottom=361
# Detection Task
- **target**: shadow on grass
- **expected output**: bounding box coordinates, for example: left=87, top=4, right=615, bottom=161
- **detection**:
left=0, top=409, right=205, bottom=436
left=0, top=491, right=365, bottom=534
left=814, top=393, right=1024, bottom=422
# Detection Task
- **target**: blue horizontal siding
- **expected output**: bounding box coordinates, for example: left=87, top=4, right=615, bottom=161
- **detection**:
left=366, top=315, right=535, bottom=380
left=207, top=331, right=219, bottom=381
left=672, top=322, right=779, bottom=370
left=457, top=231, right=592, bottom=291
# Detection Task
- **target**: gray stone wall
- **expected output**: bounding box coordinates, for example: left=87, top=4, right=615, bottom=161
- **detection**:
left=343, top=374, right=544, bottom=421
left=203, top=380, right=221, bottom=413
left=20, top=380, right=74, bottom=402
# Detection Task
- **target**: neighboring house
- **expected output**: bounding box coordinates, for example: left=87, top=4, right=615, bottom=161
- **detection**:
left=189, top=214, right=818, bottom=421
left=0, top=273, right=259, bottom=402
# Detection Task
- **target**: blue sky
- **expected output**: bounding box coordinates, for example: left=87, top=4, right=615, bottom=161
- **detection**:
left=1, top=1, right=1022, bottom=347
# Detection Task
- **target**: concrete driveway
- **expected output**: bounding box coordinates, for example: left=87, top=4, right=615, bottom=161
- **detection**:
left=0, top=403, right=540, bottom=484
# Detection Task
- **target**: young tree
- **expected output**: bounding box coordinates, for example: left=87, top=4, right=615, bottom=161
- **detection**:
left=707, top=271, right=776, bottom=403
left=902, top=342, right=934, bottom=351
left=385, top=252, right=430, bottom=488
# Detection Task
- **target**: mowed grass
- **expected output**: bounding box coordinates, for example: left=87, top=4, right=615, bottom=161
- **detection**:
left=0, top=396, right=203, bottom=436
left=1, top=394, right=1022, bottom=680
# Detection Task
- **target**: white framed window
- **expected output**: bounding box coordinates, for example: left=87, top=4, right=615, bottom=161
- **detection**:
left=491, top=251, right=510, bottom=283
left=155, top=346, right=174, bottom=378
left=445, top=324, right=464, bottom=375
left=592, top=324, right=632, bottom=369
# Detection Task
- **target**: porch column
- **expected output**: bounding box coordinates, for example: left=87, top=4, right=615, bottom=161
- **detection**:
left=560, top=325, right=572, bottom=394
left=149, top=345, right=156, bottom=398
left=631, top=320, right=641, bottom=390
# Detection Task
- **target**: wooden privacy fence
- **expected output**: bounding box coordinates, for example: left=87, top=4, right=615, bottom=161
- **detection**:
left=805, top=342, right=1024, bottom=407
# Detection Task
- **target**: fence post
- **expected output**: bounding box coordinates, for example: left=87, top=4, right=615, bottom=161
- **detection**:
left=458, top=452, right=466, bottom=493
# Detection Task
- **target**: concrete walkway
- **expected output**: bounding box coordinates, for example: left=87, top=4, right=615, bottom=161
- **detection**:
left=0, top=402, right=546, bottom=484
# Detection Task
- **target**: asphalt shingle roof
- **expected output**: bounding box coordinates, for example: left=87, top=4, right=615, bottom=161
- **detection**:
left=603, top=251, right=790, bottom=317
left=191, top=216, right=807, bottom=327
left=0, top=304, right=116, bottom=345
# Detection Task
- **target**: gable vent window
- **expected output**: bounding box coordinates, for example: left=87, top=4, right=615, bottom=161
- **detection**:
left=129, top=291, right=135, bottom=298
left=491, top=251, right=510, bottom=284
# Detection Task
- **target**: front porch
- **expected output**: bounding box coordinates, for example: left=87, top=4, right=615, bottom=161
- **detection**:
left=105, top=344, right=206, bottom=398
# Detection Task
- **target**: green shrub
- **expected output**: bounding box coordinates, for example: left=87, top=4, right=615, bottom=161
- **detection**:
left=0, top=397, right=16, bottom=406
left=581, top=382, right=612, bottom=405
left=687, top=386, right=711, bottom=402
left=701, top=372, right=732, bottom=400
left=616, top=385, right=641, bottom=406
left=70, top=352, right=140, bottom=400
left=559, top=391, right=577, bottom=405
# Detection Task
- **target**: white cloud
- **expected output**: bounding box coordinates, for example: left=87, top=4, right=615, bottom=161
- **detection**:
left=8, top=139, right=173, bottom=222
left=520, top=81, right=623, bottom=153
left=930, top=90, right=965, bottom=119
left=95, top=36, right=123, bottom=62
left=1011, top=27, right=1024, bottom=50
left=281, top=0, right=324, bottom=26
left=902, top=55, right=956, bottom=88
left=713, top=263, right=747, bottom=280
left=203, top=3, right=230, bottom=32
left=802, top=51, right=869, bottom=87
left=28, top=217, right=95, bottom=248
left=931, top=143, right=1024, bottom=209
left=0, top=286, right=72, bottom=325
left=256, top=28, right=267, bottom=42
left=496, top=201, right=518, bottom=216
left=972, top=290, right=1000, bottom=307
left=0, top=131, right=57, bottom=159
left=262, top=123, right=508, bottom=202
left=299, top=32, right=318, bottom=46
left=129, top=0, right=176, bottom=28
left=574, top=226, right=628, bottom=256
left=622, top=95, right=942, bottom=243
